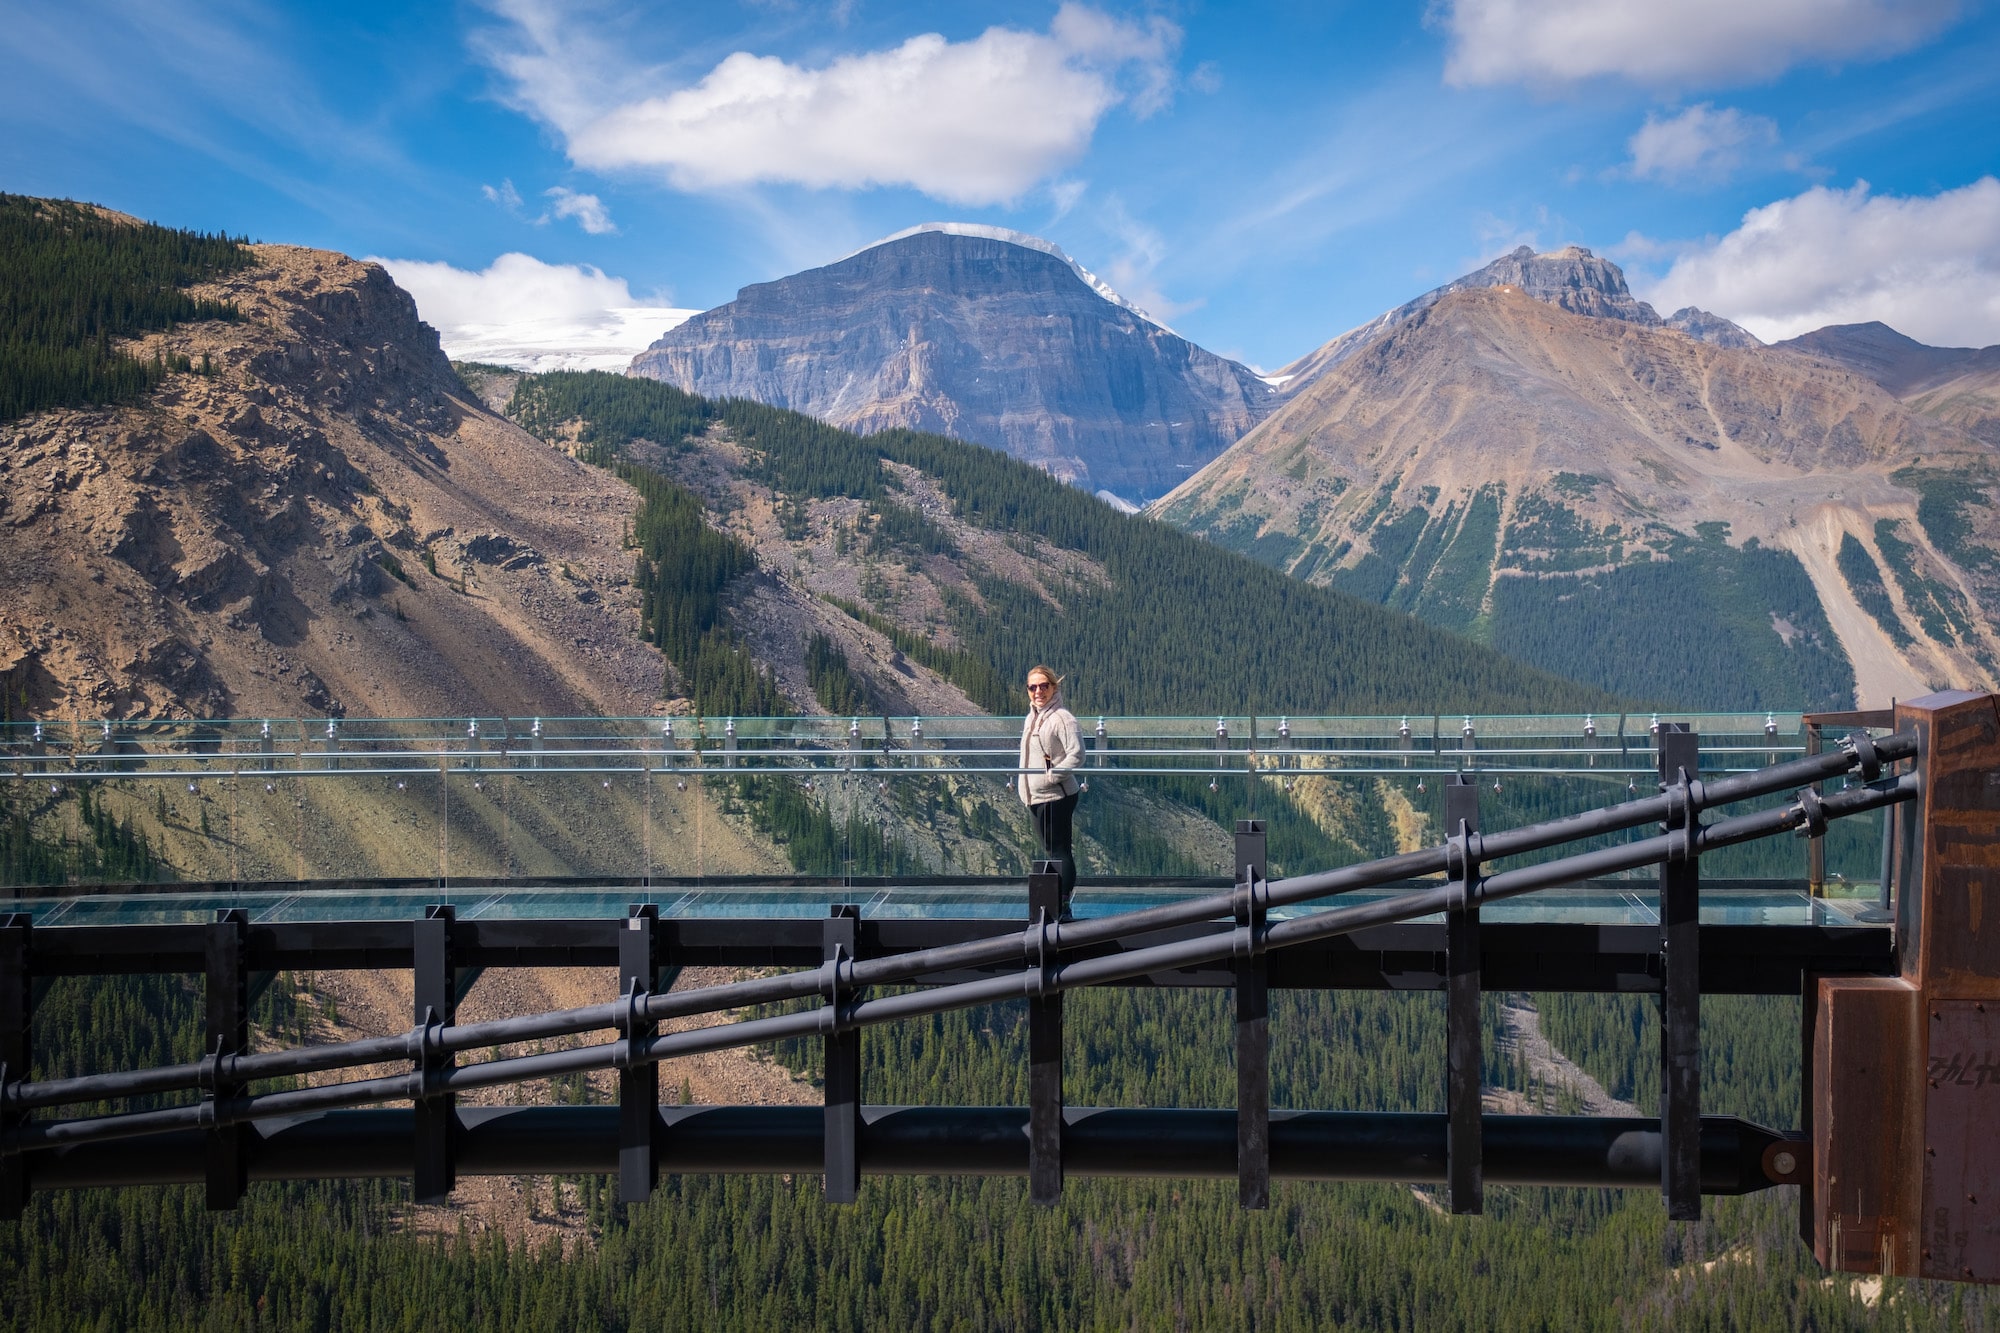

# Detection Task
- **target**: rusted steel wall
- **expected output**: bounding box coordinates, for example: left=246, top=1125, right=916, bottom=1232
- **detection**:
left=1815, top=690, right=2000, bottom=1283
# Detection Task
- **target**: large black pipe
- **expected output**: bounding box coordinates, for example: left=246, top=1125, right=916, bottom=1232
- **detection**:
left=19, top=1106, right=1789, bottom=1197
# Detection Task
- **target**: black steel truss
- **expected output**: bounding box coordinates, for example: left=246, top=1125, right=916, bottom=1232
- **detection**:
left=0, top=728, right=1914, bottom=1218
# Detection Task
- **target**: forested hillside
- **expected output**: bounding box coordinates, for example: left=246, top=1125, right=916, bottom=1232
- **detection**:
left=509, top=371, right=1610, bottom=719
left=0, top=194, right=248, bottom=423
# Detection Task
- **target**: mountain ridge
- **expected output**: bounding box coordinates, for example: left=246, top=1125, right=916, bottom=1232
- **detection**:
left=1155, top=283, right=2000, bottom=707
left=627, top=228, right=1280, bottom=504
left=1271, top=244, right=1759, bottom=394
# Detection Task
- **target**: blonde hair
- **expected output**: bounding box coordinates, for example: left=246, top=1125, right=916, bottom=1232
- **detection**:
left=1026, top=665, right=1063, bottom=689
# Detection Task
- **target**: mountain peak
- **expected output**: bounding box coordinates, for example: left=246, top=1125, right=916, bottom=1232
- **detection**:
left=851, top=221, right=1160, bottom=328
left=629, top=226, right=1276, bottom=502
left=1446, top=244, right=1654, bottom=324
left=1275, top=242, right=1763, bottom=388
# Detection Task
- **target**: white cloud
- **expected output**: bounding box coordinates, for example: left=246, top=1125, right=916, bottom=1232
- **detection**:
left=482, top=2, right=1179, bottom=206
left=544, top=186, right=616, bottom=234
left=372, top=252, right=698, bottom=372
left=1436, top=0, right=1962, bottom=89
left=1638, top=178, right=2000, bottom=347
left=481, top=178, right=524, bottom=210
left=1626, top=104, right=1778, bottom=184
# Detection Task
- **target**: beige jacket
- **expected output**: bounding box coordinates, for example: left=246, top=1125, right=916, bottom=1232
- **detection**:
left=1018, top=690, right=1083, bottom=806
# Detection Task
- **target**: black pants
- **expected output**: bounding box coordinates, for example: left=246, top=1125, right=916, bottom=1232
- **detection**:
left=1030, top=792, right=1079, bottom=899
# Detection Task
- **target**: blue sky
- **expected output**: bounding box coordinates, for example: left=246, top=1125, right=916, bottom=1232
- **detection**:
left=4, top=1, right=1998, bottom=370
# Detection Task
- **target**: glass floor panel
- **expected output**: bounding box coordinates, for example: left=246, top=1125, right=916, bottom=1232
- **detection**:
left=0, top=881, right=1887, bottom=929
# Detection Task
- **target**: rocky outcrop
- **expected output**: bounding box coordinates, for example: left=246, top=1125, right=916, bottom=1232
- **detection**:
left=0, top=243, right=665, bottom=720
left=628, top=228, right=1280, bottom=505
left=1665, top=306, right=1761, bottom=349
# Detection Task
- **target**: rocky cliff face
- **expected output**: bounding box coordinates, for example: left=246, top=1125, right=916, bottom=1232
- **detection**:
left=1273, top=245, right=1758, bottom=392
left=0, top=243, right=666, bottom=721
left=628, top=228, right=1280, bottom=505
left=1156, top=285, right=2000, bottom=707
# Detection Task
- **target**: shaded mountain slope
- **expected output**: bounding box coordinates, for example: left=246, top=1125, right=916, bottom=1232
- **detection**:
left=1778, top=321, right=2000, bottom=447
left=628, top=227, right=1280, bottom=505
left=1157, top=285, right=2000, bottom=708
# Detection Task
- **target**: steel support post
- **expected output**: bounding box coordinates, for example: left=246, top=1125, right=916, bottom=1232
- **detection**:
left=618, top=905, right=659, bottom=1207
left=0, top=914, right=30, bottom=1219
left=1657, top=726, right=1702, bottom=1220
left=1804, top=723, right=1825, bottom=893
left=413, top=906, right=456, bottom=1203
left=204, top=908, right=250, bottom=1210
left=1445, top=778, right=1482, bottom=1214
left=823, top=905, right=860, bottom=1203
left=1234, top=821, right=1270, bottom=1209
left=1028, top=862, right=1064, bottom=1204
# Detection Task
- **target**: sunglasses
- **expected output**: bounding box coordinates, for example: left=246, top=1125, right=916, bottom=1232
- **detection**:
left=1026, top=681, right=1054, bottom=692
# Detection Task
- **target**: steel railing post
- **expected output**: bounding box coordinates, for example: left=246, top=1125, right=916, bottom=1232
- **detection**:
left=413, top=906, right=456, bottom=1203
left=1657, top=725, right=1702, bottom=1220
left=618, top=905, right=660, bottom=1207
left=1805, top=722, right=1825, bottom=893
left=204, top=908, right=250, bottom=1210
left=1444, top=778, right=1482, bottom=1214
left=1028, top=862, right=1064, bottom=1205
left=0, top=914, right=30, bottom=1219
left=822, top=905, right=861, bottom=1203
left=1234, top=820, right=1270, bottom=1209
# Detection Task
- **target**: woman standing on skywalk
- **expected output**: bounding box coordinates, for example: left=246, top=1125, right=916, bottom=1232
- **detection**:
left=1018, top=665, right=1084, bottom=917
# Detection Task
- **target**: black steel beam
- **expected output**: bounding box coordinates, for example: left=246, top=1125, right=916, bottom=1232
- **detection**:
left=204, top=909, right=249, bottom=1211
left=3, top=887, right=1892, bottom=995
left=0, top=914, right=28, bottom=1220
left=1444, top=779, right=1482, bottom=1215
left=16, top=1105, right=1795, bottom=1197
left=412, top=906, right=455, bottom=1204
left=618, top=905, right=659, bottom=1207
left=823, top=906, right=860, bottom=1204
left=1027, top=864, right=1064, bottom=1205
left=1234, top=822, right=1269, bottom=1210
left=1658, top=727, right=1701, bottom=1221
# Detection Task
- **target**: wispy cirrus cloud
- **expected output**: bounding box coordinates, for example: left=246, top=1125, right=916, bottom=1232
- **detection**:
left=478, top=177, right=617, bottom=234
left=1435, top=0, right=1963, bottom=90
left=475, top=2, right=1180, bottom=206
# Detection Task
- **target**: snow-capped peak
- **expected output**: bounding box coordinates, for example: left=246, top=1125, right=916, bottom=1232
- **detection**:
left=852, top=222, right=1166, bottom=330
